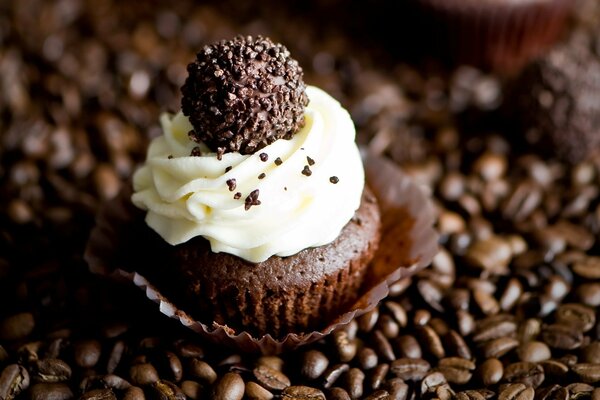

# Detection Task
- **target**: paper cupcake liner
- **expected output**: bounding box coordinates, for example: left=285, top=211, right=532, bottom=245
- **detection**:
left=416, top=0, right=574, bottom=74
left=84, top=151, right=439, bottom=354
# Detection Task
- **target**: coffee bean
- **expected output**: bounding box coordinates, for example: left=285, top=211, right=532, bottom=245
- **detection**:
left=413, top=309, right=431, bottom=326
left=372, top=330, right=395, bottom=362
left=357, top=308, right=379, bottom=332
left=333, top=330, right=357, bottom=362
left=474, top=289, right=500, bottom=315
left=73, top=339, right=101, bottom=368
left=457, top=310, right=476, bottom=336
left=572, top=363, right=600, bottom=384
left=34, top=359, right=72, bottom=383
left=420, top=371, right=447, bottom=394
left=582, top=342, right=600, bottom=364
left=567, top=383, right=594, bottom=399
left=395, top=335, right=422, bottom=359
left=369, top=364, right=388, bottom=390
left=80, top=388, right=117, bottom=400
left=536, top=385, right=568, bottom=400
left=576, top=283, right=600, bottom=307
left=181, top=381, right=204, bottom=400
left=322, top=364, right=349, bottom=389
left=500, top=278, right=523, bottom=311
left=245, top=381, right=273, bottom=400
left=384, top=301, right=407, bottom=327
left=466, top=236, right=512, bottom=273
left=282, top=385, right=325, bottom=399
left=106, top=340, right=125, bottom=374
left=542, top=324, right=584, bottom=350
left=0, top=312, right=35, bottom=341
left=328, top=387, right=351, bottom=400
left=150, top=380, right=186, bottom=400
left=592, top=389, right=600, bottom=400
left=517, top=318, right=541, bottom=343
left=253, top=365, right=290, bottom=391
left=473, top=319, right=517, bottom=342
left=444, top=329, right=472, bottom=360
left=390, top=358, right=430, bottom=381
left=122, top=386, right=145, bottom=400
left=189, top=358, right=217, bottom=384
left=482, top=337, right=519, bottom=359
left=30, top=383, right=73, bottom=400
left=174, top=342, right=204, bottom=359
left=301, top=350, right=328, bottom=380
left=385, top=378, right=409, bottom=400
left=345, top=368, right=364, bottom=399
left=256, top=356, right=284, bottom=372
left=517, top=341, right=551, bottom=363
left=437, top=357, right=475, bottom=385
left=539, top=360, right=569, bottom=378
left=213, top=373, right=244, bottom=400
left=357, top=347, right=378, bottom=370
left=417, top=280, right=444, bottom=312
left=377, top=315, right=399, bottom=338
left=364, top=390, right=389, bottom=400
left=572, top=256, right=600, bottom=279
left=0, top=364, right=30, bottom=400
left=498, top=384, right=533, bottom=400
left=503, top=362, right=545, bottom=388
left=129, top=363, right=159, bottom=386
left=556, top=303, right=596, bottom=332
left=417, top=325, right=445, bottom=359
left=479, top=358, right=503, bottom=385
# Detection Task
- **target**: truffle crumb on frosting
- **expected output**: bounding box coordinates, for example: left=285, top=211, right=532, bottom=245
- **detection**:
left=181, top=35, right=309, bottom=155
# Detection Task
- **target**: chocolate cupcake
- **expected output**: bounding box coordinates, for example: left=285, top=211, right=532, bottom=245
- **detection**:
left=129, top=36, right=381, bottom=338
left=511, top=27, right=600, bottom=163
left=412, top=0, right=575, bottom=74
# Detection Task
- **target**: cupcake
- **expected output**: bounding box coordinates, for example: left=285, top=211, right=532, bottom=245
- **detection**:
left=410, top=0, right=575, bottom=74
left=510, top=26, right=600, bottom=163
left=129, top=36, right=381, bottom=338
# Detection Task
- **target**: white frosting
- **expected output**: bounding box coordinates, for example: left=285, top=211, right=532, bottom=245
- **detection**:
left=132, top=86, right=364, bottom=263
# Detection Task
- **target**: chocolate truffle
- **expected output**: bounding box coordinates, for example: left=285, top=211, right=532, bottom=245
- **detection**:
left=514, top=28, right=600, bottom=163
left=181, top=35, right=309, bottom=155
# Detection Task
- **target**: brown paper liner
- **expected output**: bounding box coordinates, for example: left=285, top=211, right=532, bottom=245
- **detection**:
left=84, top=151, right=439, bottom=354
left=416, top=0, right=574, bottom=74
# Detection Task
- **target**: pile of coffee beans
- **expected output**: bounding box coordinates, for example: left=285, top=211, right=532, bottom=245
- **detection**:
left=1, top=0, right=599, bottom=399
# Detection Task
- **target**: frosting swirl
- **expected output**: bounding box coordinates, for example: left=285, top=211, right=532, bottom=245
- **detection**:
left=132, top=86, right=364, bottom=263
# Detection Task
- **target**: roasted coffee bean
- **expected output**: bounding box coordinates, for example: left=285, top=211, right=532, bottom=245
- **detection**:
left=499, top=278, right=523, bottom=311
left=572, top=256, right=600, bottom=279
left=322, top=364, right=349, bottom=389
left=106, top=340, right=125, bottom=374
left=456, top=389, right=494, bottom=400
left=482, top=337, right=519, bottom=358
left=390, top=358, right=430, bottom=381
left=80, top=388, right=117, bottom=400
left=592, top=389, right=600, bottom=400
left=385, top=378, right=409, bottom=400
left=150, top=380, right=185, bottom=400
left=536, top=385, right=568, bottom=400
left=122, top=386, right=145, bottom=400
left=416, top=325, right=445, bottom=359
left=503, top=362, right=545, bottom=388
left=517, top=318, right=541, bottom=343
left=34, top=359, right=72, bottom=383
left=542, top=324, right=584, bottom=350
left=571, top=363, right=600, bottom=384
left=582, top=342, right=600, bottom=364
left=567, top=383, right=594, bottom=399
left=253, top=365, right=290, bottom=391
left=364, top=390, right=389, bottom=400
left=189, top=358, right=217, bottom=384
left=479, top=358, right=503, bottom=385
left=328, top=387, right=351, bottom=400
left=0, top=313, right=35, bottom=341
left=357, top=309, right=379, bottom=332
left=256, top=356, right=284, bottom=372
left=420, top=371, right=447, bottom=394
left=174, top=342, right=204, bottom=359
left=377, top=314, right=399, bottom=338
left=213, top=373, right=244, bottom=400
left=384, top=301, right=407, bottom=327
left=436, top=357, right=475, bottom=385
left=576, top=283, right=600, bottom=307
left=181, top=381, right=203, bottom=400
left=369, top=364, right=388, bottom=390
left=465, top=236, right=512, bottom=273
left=245, top=381, right=273, bottom=400
left=282, top=385, right=325, bottom=399
left=517, top=341, right=551, bottom=363
left=333, top=330, right=357, bottom=363
left=395, top=335, right=422, bottom=359
left=29, top=383, right=73, bottom=400
left=556, top=303, right=596, bottom=332
left=498, top=384, right=534, bottom=400
left=357, top=347, right=378, bottom=370
left=444, top=329, right=472, bottom=359
left=539, top=360, right=569, bottom=378
left=372, top=330, right=395, bottom=362
left=413, top=309, right=432, bottom=326
left=473, top=319, right=517, bottom=342
left=129, top=363, right=159, bottom=386
left=301, top=350, right=329, bottom=380
left=73, top=339, right=101, bottom=368
left=417, top=280, right=444, bottom=312
left=0, top=364, right=30, bottom=400
left=345, top=368, right=364, bottom=399
left=457, top=310, right=476, bottom=336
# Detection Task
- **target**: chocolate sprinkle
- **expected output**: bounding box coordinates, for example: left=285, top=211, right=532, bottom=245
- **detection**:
left=226, top=178, right=236, bottom=191
left=181, top=35, right=309, bottom=155
left=191, top=147, right=201, bottom=157
left=259, top=153, right=268, bottom=162
left=274, top=157, right=283, bottom=166
left=225, top=166, right=232, bottom=173
left=329, top=176, right=339, bottom=184
left=307, top=156, right=315, bottom=166
left=244, top=189, right=261, bottom=210
left=233, top=192, right=242, bottom=200
left=258, top=173, right=266, bottom=180
left=302, top=165, right=312, bottom=176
